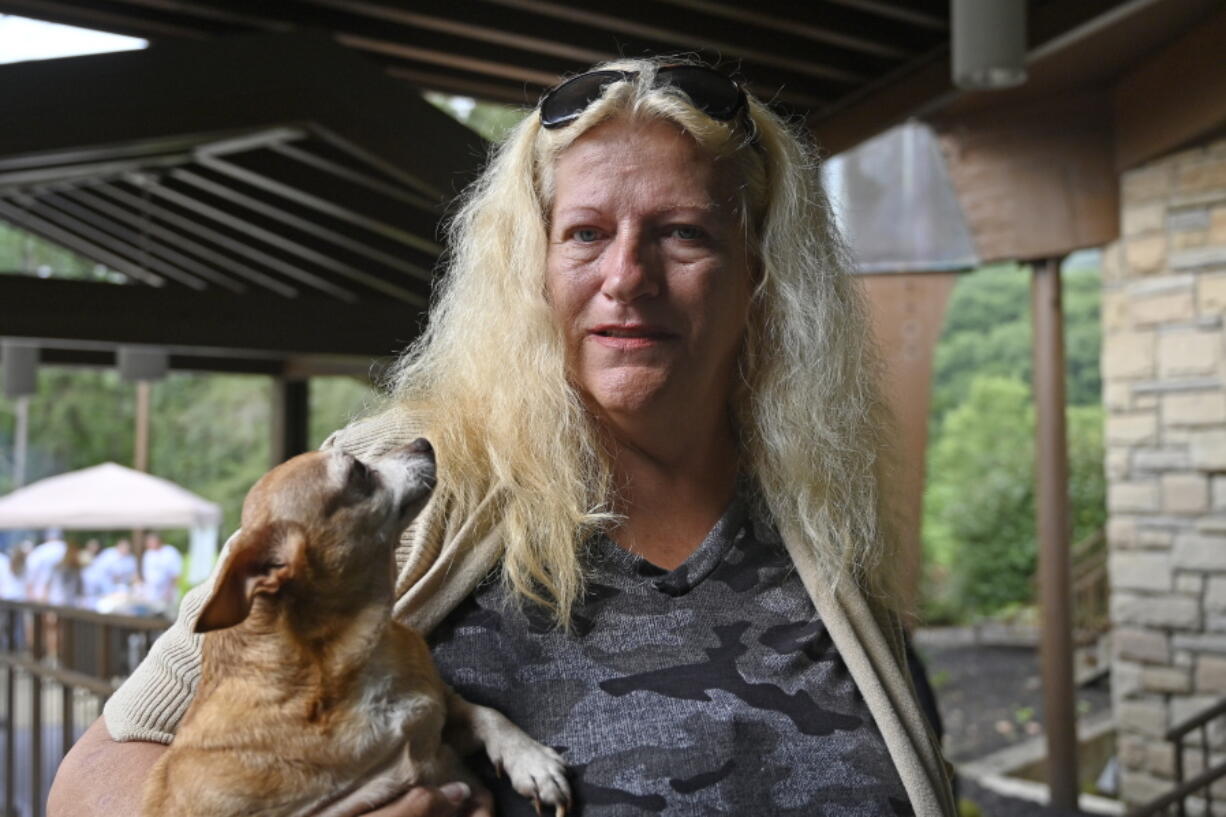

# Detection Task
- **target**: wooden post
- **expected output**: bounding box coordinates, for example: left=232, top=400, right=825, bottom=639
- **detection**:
left=132, top=380, right=152, bottom=578
left=133, top=380, right=151, bottom=473
left=13, top=395, right=28, bottom=488
left=861, top=271, right=960, bottom=625
left=270, top=377, right=310, bottom=466
left=1031, top=256, right=1079, bottom=811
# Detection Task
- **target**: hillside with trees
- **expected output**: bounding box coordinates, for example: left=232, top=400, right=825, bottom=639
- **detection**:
left=922, top=259, right=1105, bottom=623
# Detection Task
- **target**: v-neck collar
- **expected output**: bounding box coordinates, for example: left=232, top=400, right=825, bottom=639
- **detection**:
left=598, top=496, right=750, bottom=597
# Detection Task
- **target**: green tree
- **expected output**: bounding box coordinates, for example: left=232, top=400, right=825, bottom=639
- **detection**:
left=921, top=257, right=1106, bottom=622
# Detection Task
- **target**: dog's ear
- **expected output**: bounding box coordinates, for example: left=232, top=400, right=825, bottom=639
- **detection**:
left=195, top=522, right=308, bottom=633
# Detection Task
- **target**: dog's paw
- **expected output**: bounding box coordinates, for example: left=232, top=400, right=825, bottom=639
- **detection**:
left=489, top=737, right=570, bottom=816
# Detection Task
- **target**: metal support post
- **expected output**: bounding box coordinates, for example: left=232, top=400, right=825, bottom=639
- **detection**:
left=1031, top=256, right=1079, bottom=811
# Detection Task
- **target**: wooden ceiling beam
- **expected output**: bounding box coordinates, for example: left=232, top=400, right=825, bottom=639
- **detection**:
left=1114, top=4, right=1226, bottom=170
left=384, top=66, right=537, bottom=106
left=59, top=185, right=300, bottom=297
left=0, top=0, right=213, bottom=39
left=480, top=0, right=868, bottom=86
left=824, top=0, right=947, bottom=31
left=655, top=0, right=929, bottom=59
left=288, top=0, right=618, bottom=65
left=0, top=276, right=421, bottom=358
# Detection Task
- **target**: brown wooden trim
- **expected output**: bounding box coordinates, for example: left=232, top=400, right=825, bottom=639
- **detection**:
left=0, top=276, right=423, bottom=358
left=1114, top=5, right=1226, bottom=170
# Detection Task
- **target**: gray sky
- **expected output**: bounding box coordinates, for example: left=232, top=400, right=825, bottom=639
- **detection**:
left=0, top=14, right=145, bottom=65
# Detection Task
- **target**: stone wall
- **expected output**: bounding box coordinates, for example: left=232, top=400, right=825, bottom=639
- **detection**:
left=1106, top=136, right=1226, bottom=807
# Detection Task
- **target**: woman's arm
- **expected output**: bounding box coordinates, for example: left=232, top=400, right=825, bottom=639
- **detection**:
left=47, top=718, right=493, bottom=817
left=47, top=718, right=165, bottom=817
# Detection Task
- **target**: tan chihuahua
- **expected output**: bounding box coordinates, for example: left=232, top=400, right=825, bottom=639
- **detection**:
left=141, top=440, right=570, bottom=817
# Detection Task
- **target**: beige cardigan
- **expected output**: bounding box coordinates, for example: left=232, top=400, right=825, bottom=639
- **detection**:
left=104, top=411, right=957, bottom=816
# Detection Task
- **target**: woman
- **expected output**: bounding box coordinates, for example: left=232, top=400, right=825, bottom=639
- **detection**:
left=50, top=59, right=955, bottom=816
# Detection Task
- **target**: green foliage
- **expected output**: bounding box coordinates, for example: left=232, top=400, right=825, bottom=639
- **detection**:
left=922, top=259, right=1106, bottom=622
left=929, top=262, right=1102, bottom=428
left=0, top=222, right=124, bottom=281
left=424, top=92, right=526, bottom=143
left=1, top=370, right=372, bottom=565
left=924, top=376, right=1037, bottom=615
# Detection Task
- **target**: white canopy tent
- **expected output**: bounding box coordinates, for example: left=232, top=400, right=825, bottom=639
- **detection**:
left=0, top=462, right=221, bottom=583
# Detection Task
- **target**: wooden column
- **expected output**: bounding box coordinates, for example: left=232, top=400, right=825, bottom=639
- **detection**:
left=861, top=270, right=960, bottom=624
left=133, top=380, right=151, bottom=473
left=132, top=380, right=152, bottom=578
left=1031, top=256, right=1078, bottom=810
left=271, top=377, right=310, bottom=466
left=12, top=396, right=28, bottom=488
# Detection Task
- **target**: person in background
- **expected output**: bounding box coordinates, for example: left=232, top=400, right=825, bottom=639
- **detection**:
left=0, top=542, right=31, bottom=652
left=47, top=539, right=85, bottom=608
left=85, top=538, right=138, bottom=605
left=139, top=533, right=182, bottom=613
left=0, top=543, right=26, bottom=601
left=25, top=529, right=67, bottom=602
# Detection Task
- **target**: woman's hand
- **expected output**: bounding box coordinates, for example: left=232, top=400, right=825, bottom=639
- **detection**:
left=364, top=782, right=495, bottom=817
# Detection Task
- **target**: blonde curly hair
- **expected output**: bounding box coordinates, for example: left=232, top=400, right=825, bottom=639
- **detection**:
left=386, top=57, right=898, bottom=626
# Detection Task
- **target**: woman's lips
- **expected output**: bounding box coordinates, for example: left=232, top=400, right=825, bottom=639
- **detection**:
left=587, top=324, right=674, bottom=350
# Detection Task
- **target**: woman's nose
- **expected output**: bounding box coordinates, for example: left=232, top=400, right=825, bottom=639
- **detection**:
left=599, top=230, right=660, bottom=302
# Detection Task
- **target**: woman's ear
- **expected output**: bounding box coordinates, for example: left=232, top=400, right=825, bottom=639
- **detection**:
left=195, top=523, right=307, bottom=633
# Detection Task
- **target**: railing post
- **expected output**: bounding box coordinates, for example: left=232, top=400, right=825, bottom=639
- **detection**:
left=4, top=607, right=15, bottom=817
left=31, top=612, right=44, bottom=817
left=1031, top=256, right=1080, bottom=810
left=1174, top=734, right=1186, bottom=817
left=61, top=616, right=74, bottom=761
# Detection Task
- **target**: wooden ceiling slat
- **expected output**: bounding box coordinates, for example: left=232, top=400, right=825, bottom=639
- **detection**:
left=824, top=0, right=948, bottom=31
left=269, top=142, right=437, bottom=213
left=63, top=185, right=300, bottom=297
left=0, top=0, right=215, bottom=39
left=118, top=0, right=588, bottom=85
left=171, top=168, right=434, bottom=284
left=652, top=0, right=915, bottom=60
left=288, top=0, right=618, bottom=65
left=147, top=176, right=425, bottom=305
left=299, top=0, right=842, bottom=105
left=21, top=196, right=210, bottom=288
left=196, top=150, right=442, bottom=258
left=479, top=0, right=870, bottom=85
left=101, top=180, right=360, bottom=302
left=1, top=276, right=423, bottom=358
left=335, top=33, right=562, bottom=87
left=0, top=198, right=168, bottom=286
left=384, top=66, right=536, bottom=106
left=38, top=190, right=247, bottom=291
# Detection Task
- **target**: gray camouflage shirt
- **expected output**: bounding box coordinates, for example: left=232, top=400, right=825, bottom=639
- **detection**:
left=429, top=497, right=913, bottom=816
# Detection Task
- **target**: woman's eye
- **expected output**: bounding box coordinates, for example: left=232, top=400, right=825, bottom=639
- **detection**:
left=670, top=225, right=704, bottom=240
left=572, top=227, right=601, bottom=242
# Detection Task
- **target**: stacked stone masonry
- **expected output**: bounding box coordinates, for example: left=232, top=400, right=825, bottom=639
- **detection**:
left=1108, top=136, right=1226, bottom=809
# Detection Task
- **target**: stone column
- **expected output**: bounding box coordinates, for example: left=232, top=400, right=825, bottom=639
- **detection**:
left=1107, top=137, right=1226, bottom=807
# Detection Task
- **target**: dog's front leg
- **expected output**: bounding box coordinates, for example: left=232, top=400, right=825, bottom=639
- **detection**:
left=444, top=690, right=571, bottom=815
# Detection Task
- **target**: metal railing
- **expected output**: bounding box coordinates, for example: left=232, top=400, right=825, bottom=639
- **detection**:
left=1071, top=527, right=1109, bottom=644
left=1128, top=699, right=1226, bottom=817
left=0, top=600, right=167, bottom=817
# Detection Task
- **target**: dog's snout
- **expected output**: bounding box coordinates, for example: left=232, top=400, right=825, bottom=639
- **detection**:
left=406, top=438, right=434, bottom=459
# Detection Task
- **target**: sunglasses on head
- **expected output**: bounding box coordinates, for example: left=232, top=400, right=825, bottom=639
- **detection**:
left=538, top=65, right=746, bottom=130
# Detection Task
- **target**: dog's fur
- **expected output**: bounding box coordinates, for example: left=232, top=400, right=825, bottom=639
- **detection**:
left=140, top=442, right=570, bottom=817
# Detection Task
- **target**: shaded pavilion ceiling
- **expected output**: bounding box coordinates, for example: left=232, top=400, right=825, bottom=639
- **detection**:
left=0, top=0, right=1154, bottom=153
left=0, top=0, right=1207, bottom=374
left=0, top=33, right=486, bottom=373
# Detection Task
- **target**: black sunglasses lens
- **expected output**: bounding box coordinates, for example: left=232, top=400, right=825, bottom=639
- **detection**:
left=657, top=66, right=744, bottom=120
left=538, top=66, right=743, bottom=129
left=540, top=70, right=632, bottom=129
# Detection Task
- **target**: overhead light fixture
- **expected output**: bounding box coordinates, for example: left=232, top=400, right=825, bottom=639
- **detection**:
left=952, top=0, right=1028, bottom=90
left=1, top=340, right=38, bottom=399
left=118, top=346, right=169, bottom=382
